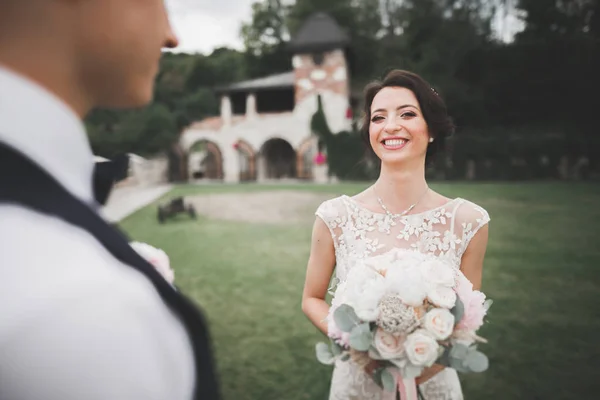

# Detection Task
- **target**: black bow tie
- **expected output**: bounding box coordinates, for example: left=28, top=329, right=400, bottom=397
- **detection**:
left=93, top=154, right=130, bottom=205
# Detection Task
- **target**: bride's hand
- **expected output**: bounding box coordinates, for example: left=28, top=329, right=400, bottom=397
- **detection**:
left=415, top=364, right=445, bottom=385
left=364, top=359, right=382, bottom=376
left=349, top=349, right=381, bottom=376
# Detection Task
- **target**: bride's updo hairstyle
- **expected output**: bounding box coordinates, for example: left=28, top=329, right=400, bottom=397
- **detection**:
left=360, top=69, right=455, bottom=160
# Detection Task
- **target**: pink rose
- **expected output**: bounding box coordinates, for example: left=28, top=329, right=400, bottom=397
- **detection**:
left=423, top=308, right=455, bottom=340
left=404, top=330, right=439, bottom=367
left=374, top=328, right=405, bottom=359
left=454, top=272, right=487, bottom=331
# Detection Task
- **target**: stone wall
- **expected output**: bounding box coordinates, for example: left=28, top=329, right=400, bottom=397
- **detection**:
left=115, top=155, right=168, bottom=188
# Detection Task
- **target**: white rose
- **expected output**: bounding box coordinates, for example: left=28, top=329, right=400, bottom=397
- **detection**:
left=385, top=266, right=427, bottom=307
left=421, top=259, right=455, bottom=288
left=374, top=328, right=406, bottom=360
left=423, top=308, right=455, bottom=340
left=130, top=241, right=174, bottom=284
left=427, top=286, right=457, bottom=309
left=344, top=265, right=385, bottom=321
left=404, top=329, right=440, bottom=367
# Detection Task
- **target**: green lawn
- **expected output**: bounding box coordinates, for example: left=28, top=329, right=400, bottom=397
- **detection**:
left=119, top=182, right=600, bottom=400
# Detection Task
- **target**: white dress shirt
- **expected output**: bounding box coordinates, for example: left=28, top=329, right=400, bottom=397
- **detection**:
left=0, top=66, right=195, bottom=400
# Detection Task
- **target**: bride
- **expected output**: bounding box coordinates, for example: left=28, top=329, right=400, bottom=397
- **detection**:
left=301, top=69, right=490, bottom=400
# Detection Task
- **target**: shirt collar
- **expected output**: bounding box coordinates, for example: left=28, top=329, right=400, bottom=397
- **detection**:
left=0, top=65, right=95, bottom=204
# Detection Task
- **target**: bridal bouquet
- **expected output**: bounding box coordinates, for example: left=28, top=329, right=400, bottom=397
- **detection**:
left=316, top=252, right=492, bottom=398
left=130, top=241, right=175, bottom=285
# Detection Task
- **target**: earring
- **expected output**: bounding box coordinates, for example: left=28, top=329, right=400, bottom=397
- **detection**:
left=429, top=138, right=434, bottom=143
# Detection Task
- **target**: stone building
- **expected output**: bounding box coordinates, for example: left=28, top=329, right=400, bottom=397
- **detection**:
left=179, top=12, right=353, bottom=183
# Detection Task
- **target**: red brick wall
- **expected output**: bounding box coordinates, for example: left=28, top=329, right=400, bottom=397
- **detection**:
left=294, top=49, right=349, bottom=105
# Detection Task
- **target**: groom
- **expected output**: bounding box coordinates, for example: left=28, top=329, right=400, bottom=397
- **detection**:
left=0, top=1, right=220, bottom=399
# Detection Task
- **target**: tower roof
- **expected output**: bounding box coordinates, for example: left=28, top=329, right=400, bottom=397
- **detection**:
left=215, top=71, right=295, bottom=93
left=288, top=12, right=350, bottom=53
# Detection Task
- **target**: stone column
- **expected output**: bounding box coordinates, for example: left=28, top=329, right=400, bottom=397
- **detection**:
left=221, top=95, right=232, bottom=128
left=223, top=147, right=239, bottom=183
left=313, top=164, right=328, bottom=184
left=466, top=160, right=476, bottom=180
left=188, top=152, right=202, bottom=181
left=246, top=93, right=257, bottom=121
left=558, top=155, right=569, bottom=180
left=257, top=154, right=267, bottom=182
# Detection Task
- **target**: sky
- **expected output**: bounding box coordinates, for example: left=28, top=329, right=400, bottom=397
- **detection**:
left=165, top=0, right=254, bottom=54
left=165, top=0, right=524, bottom=55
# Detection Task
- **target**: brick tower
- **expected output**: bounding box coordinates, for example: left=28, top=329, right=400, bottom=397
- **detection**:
left=288, top=12, right=352, bottom=134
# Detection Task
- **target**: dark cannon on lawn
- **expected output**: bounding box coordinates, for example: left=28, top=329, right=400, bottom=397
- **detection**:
left=157, top=197, right=197, bottom=223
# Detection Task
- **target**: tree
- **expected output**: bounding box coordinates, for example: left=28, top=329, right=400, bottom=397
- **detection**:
left=88, top=104, right=178, bottom=158
left=186, top=48, right=247, bottom=91
left=516, top=0, right=599, bottom=41
left=240, top=0, right=291, bottom=77
left=152, top=52, right=196, bottom=114
left=180, top=88, right=219, bottom=123
left=241, top=0, right=289, bottom=54
left=129, top=104, right=178, bottom=156
left=311, top=95, right=376, bottom=180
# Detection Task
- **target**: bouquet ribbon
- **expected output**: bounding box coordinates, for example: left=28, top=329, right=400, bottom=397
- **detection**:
left=383, top=371, right=419, bottom=400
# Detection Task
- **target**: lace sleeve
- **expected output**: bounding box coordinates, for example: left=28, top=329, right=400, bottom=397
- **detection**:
left=315, top=197, right=347, bottom=254
left=454, top=200, right=490, bottom=258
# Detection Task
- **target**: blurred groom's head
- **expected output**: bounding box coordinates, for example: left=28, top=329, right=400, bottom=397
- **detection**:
left=0, top=0, right=179, bottom=115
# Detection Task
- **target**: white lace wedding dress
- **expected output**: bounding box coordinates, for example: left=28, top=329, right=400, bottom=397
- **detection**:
left=315, top=195, right=490, bottom=400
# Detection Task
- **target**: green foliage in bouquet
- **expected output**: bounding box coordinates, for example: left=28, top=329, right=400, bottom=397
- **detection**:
left=332, top=304, right=374, bottom=352
left=436, top=297, right=494, bottom=374
left=484, top=299, right=494, bottom=312
left=315, top=342, right=336, bottom=365
left=316, top=298, right=493, bottom=393
left=333, top=304, right=360, bottom=332
left=437, top=343, right=489, bottom=373
left=372, top=368, right=396, bottom=392
left=349, top=323, right=373, bottom=352
left=450, top=295, right=465, bottom=324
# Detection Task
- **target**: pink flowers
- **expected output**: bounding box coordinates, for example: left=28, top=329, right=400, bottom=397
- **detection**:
left=454, top=272, right=487, bottom=331
left=130, top=241, right=175, bottom=285
left=313, top=152, right=327, bottom=166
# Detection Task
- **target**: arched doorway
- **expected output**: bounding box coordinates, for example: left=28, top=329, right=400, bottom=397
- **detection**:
left=188, top=140, right=223, bottom=180
left=297, top=136, right=317, bottom=180
left=235, top=140, right=256, bottom=181
left=260, top=138, right=296, bottom=179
